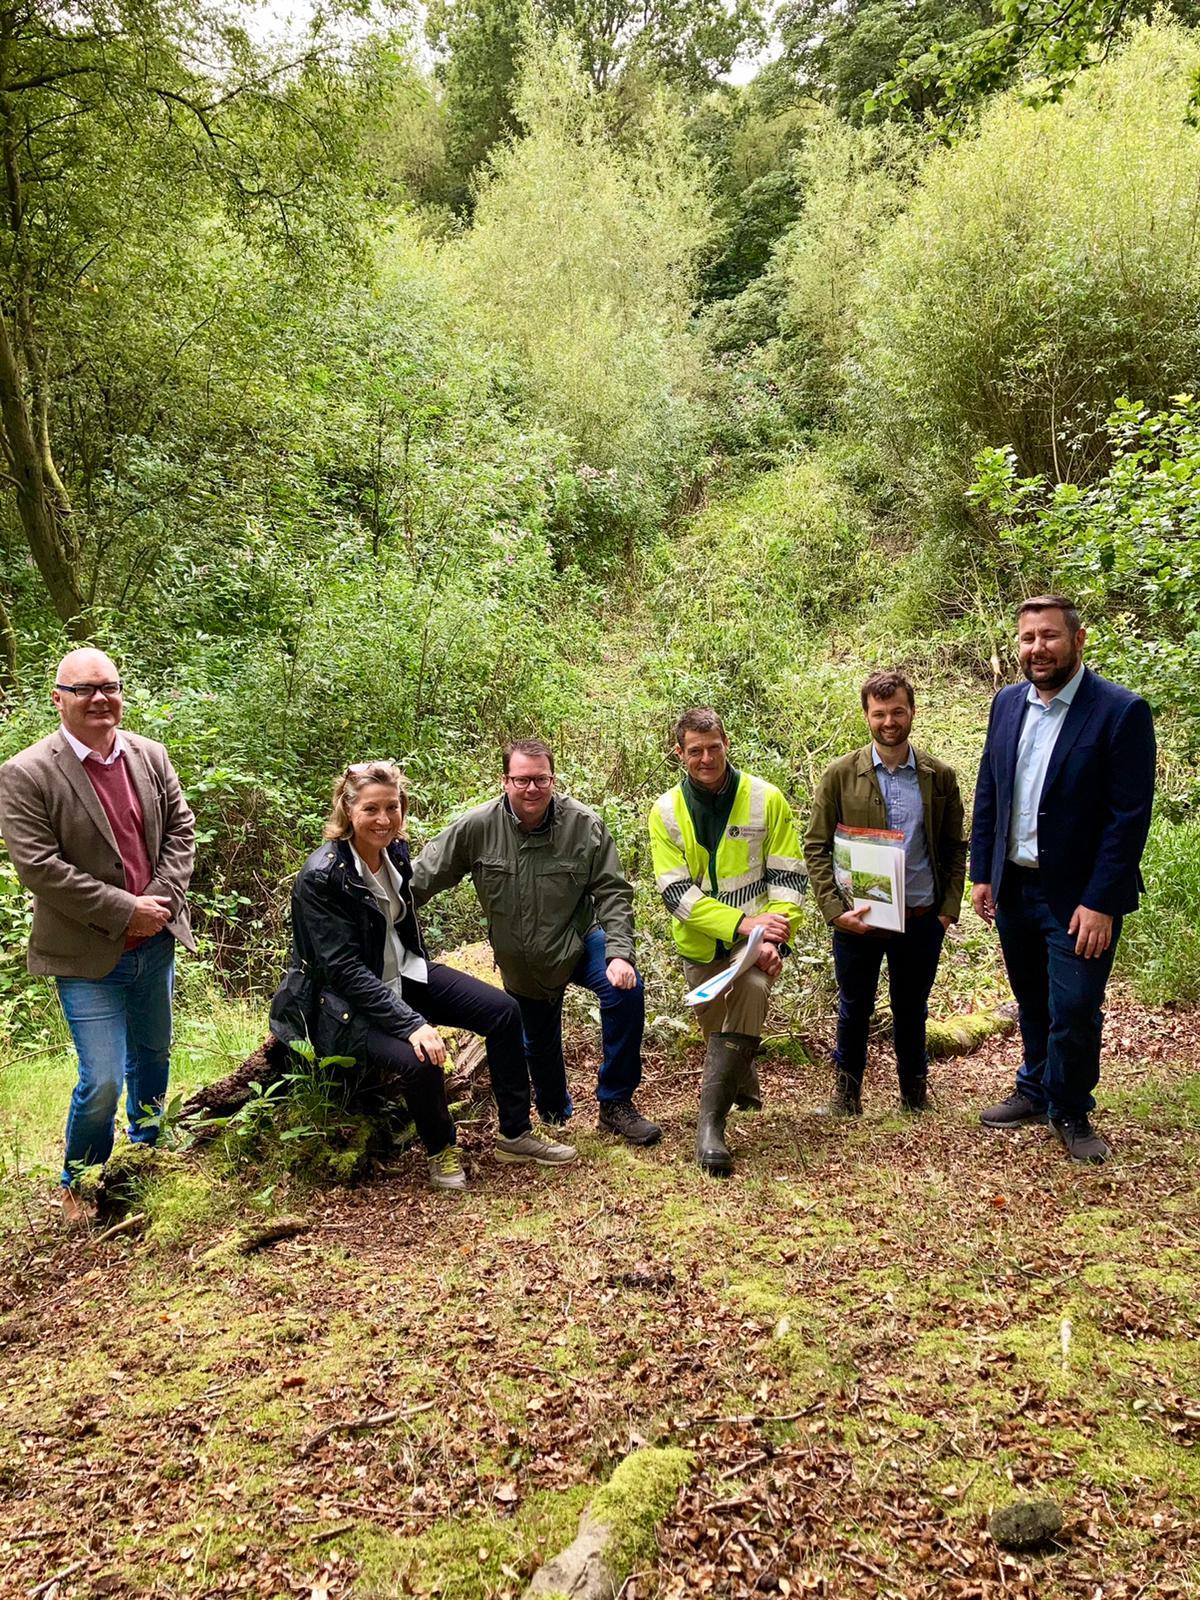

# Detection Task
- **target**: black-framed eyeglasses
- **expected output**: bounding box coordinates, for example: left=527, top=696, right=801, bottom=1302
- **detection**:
left=505, top=774, right=554, bottom=791
left=55, top=681, right=122, bottom=699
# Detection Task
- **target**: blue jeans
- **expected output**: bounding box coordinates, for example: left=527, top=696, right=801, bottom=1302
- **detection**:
left=512, top=926, right=645, bottom=1121
left=995, top=866, right=1120, bottom=1121
left=832, top=912, right=946, bottom=1090
left=56, top=931, right=176, bottom=1187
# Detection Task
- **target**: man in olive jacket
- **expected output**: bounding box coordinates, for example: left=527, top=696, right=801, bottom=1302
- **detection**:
left=410, top=739, right=660, bottom=1146
left=804, top=670, right=966, bottom=1115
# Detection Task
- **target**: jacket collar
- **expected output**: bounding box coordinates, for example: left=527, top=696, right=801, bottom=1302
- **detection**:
left=503, top=792, right=556, bottom=835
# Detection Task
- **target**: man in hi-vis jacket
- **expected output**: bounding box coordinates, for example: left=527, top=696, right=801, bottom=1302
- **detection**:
left=648, top=708, right=806, bottom=1177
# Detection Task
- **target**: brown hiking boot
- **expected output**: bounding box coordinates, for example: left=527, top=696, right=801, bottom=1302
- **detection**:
left=815, top=1073, right=861, bottom=1118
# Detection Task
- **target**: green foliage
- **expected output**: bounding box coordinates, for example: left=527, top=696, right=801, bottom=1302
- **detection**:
left=778, top=0, right=993, bottom=122
left=426, top=0, right=767, bottom=208
left=866, top=0, right=1200, bottom=127
left=1116, top=816, right=1200, bottom=1005
left=212, top=1046, right=417, bottom=1187
left=702, top=112, right=919, bottom=441
left=854, top=26, right=1200, bottom=518
left=454, top=40, right=711, bottom=546
left=969, top=395, right=1200, bottom=769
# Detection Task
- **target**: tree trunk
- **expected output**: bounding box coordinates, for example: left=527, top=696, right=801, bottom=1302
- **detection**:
left=180, top=1034, right=491, bottom=1134
left=0, top=308, right=87, bottom=633
left=0, top=101, right=88, bottom=635
left=0, top=584, right=16, bottom=696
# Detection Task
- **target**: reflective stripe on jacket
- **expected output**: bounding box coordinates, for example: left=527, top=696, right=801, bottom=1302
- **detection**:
left=647, top=772, right=807, bottom=963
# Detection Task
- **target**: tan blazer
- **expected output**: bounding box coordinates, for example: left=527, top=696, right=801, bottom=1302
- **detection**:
left=0, top=728, right=196, bottom=978
left=804, top=742, right=967, bottom=926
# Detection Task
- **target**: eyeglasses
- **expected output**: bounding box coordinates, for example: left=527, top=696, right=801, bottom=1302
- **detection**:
left=56, top=681, right=122, bottom=699
left=505, top=774, right=554, bottom=790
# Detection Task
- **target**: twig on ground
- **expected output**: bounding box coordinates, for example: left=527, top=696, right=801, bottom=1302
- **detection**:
left=702, top=1495, right=755, bottom=1513
left=93, top=1212, right=147, bottom=1245
left=29, top=1558, right=87, bottom=1596
left=298, top=1401, right=435, bottom=1458
left=308, top=1521, right=356, bottom=1544
left=680, top=1405, right=820, bottom=1428
left=716, top=1451, right=769, bottom=1481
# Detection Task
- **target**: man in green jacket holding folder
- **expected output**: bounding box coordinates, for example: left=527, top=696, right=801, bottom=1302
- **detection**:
left=804, top=670, right=967, bottom=1117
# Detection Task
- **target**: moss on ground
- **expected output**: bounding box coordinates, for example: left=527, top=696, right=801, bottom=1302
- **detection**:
left=353, top=1484, right=591, bottom=1598
left=590, top=1446, right=694, bottom=1574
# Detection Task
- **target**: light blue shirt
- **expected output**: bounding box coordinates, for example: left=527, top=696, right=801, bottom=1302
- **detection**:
left=1007, top=663, right=1085, bottom=867
left=871, top=745, right=935, bottom=909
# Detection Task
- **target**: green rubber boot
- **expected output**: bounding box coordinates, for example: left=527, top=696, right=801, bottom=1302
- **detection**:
left=696, top=1032, right=757, bottom=1177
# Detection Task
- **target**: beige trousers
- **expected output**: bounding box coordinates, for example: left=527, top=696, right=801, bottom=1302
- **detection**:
left=682, top=946, right=777, bottom=1039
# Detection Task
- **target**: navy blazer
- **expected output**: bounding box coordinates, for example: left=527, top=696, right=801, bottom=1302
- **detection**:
left=969, top=666, right=1155, bottom=926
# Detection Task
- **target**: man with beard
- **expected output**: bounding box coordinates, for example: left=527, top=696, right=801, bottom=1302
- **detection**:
left=805, top=670, right=966, bottom=1116
left=971, top=597, right=1156, bottom=1165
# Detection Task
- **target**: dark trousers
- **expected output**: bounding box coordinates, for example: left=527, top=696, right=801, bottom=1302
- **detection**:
left=832, top=913, right=946, bottom=1090
left=366, top=962, right=531, bottom=1150
left=512, top=926, right=644, bottom=1122
left=995, top=865, right=1120, bottom=1121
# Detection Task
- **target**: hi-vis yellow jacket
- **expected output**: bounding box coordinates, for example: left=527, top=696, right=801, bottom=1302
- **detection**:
left=648, top=772, right=807, bottom=963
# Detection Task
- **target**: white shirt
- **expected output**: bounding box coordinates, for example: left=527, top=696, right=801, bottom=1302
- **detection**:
left=1007, top=663, right=1085, bottom=867
left=351, top=846, right=428, bottom=989
left=61, top=727, right=127, bottom=766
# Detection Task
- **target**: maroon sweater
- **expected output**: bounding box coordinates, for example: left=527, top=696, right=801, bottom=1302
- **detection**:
left=84, top=754, right=154, bottom=947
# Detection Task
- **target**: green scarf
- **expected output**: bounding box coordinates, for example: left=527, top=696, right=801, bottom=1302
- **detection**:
left=681, top=765, right=741, bottom=892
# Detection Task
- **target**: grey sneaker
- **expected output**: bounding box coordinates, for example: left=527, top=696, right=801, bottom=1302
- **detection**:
left=495, top=1126, right=578, bottom=1165
left=428, top=1146, right=468, bottom=1190
left=1049, top=1115, right=1111, bottom=1165
left=980, top=1092, right=1044, bottom=1128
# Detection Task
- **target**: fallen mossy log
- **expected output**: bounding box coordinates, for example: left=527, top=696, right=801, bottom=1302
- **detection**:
left=525, top=1446, right=693, bottom=1599
left=925, top=1010, right=1016, bottom=1058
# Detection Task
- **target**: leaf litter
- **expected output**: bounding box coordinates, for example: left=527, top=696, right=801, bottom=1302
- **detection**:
left=0, top=995, right=1197, bottom=1598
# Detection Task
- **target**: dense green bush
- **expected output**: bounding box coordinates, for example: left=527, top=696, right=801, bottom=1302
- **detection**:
left=1116, top=816, right=1200, bottom=1006
left=969, top=394, right=1200, bottom=782
left=453, top=39, right=712, bottom=553
left=853, top=25, right=1200, bottom=508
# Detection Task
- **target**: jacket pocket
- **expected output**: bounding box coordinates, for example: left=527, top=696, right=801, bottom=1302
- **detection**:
left=314, top=987, right=361, bottom=1063
left=269, top=964, right=314, bottom=1047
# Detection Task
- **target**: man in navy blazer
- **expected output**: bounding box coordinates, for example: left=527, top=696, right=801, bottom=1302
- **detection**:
left=970, top=596, right=1155, bottom=1164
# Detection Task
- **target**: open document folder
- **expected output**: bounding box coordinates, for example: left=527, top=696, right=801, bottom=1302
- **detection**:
left=684, top=925, right=764, bottom=1007
left=833, top=823, right=906, bottom=932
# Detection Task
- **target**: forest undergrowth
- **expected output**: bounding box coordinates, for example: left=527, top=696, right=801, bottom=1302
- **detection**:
left=1, top=999, right=1198, bottom=1599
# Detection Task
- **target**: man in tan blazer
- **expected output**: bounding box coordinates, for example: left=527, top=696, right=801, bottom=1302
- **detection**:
left=804, top=669, right=966, bottom=1117
left=0, top=649, right=195, bottom=1222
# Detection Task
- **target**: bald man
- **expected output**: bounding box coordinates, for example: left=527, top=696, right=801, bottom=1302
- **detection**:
left=0, top=650, right=195, bottom=1222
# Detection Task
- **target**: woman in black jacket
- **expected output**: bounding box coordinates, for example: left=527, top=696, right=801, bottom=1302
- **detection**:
left=271, top=762, right=577, bottom=1188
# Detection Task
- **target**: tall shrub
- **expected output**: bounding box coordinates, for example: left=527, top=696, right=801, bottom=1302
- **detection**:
left=452, top=38, right=711, bottom=548
left=853, top=24, right=1200, bottom=505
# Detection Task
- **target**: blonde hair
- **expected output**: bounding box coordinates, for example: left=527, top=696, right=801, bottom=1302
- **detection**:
left=324, top=762, right=409, bottom=841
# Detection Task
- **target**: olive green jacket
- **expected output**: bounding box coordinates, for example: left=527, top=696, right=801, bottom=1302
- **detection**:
left=410, top=794, right=636, bottom=1001
left=803, top=744, right=967, bottom=926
